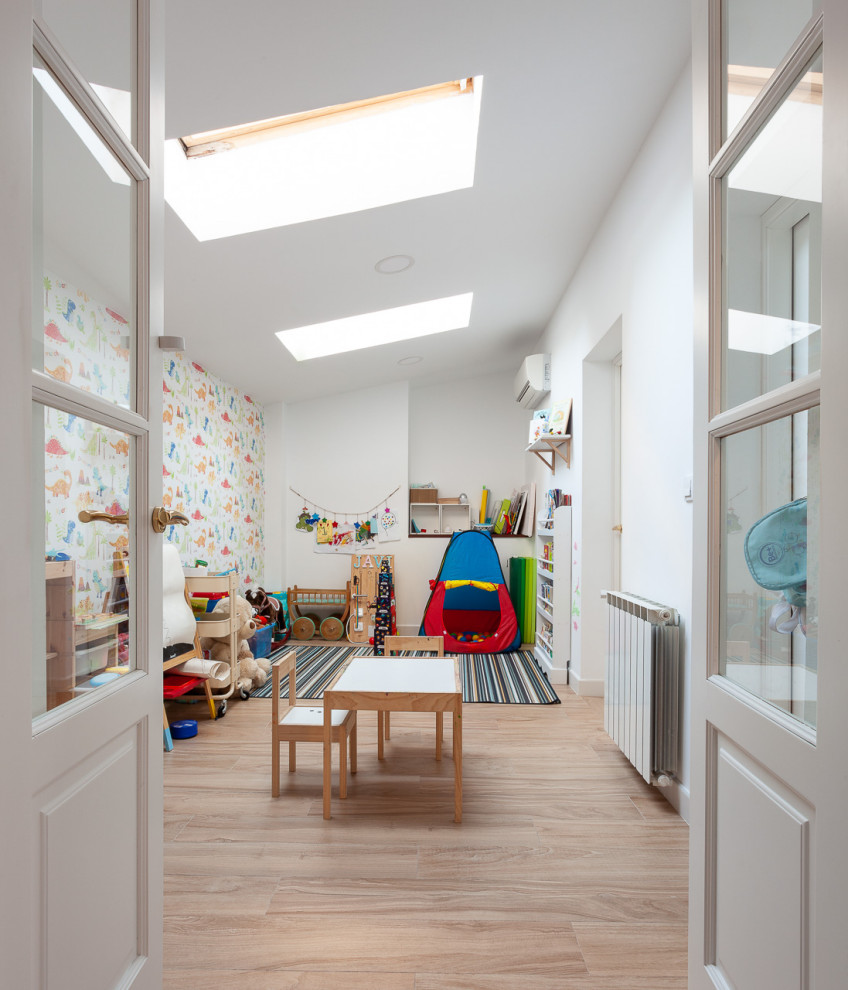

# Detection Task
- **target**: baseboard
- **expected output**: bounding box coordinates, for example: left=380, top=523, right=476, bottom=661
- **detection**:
left=535, top=651, right=569, bottom=685
left=662, top=779, right=690, bottom=823
left=568, top=668, right=604, bottom=696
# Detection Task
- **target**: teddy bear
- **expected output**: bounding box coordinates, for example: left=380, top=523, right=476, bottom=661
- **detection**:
left=200, top=594, right=271, bottom=695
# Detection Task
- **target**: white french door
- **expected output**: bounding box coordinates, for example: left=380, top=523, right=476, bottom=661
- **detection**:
left=0, top=2, right=164, bottom=988
left=691, top=1, right=848, bottom=988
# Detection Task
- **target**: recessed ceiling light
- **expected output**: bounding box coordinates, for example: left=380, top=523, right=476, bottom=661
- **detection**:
left=276, top=292, right=473, bottom=361
left=398, top=355, right=422, bottom=365
left=376, top=254, right=415, bottom=274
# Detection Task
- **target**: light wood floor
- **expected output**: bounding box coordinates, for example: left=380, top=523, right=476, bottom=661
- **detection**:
left=163, top=688, right=688, bottom=989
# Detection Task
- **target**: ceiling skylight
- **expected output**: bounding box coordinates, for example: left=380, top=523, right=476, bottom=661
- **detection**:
left=276, top=293, right=474, bottom=361
left=165, top=77, right=483, bottom=241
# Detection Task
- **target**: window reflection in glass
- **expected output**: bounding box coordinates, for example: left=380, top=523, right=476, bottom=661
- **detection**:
left=39, top=0, right=136, bottom=144
left=720, top=408, right=818, bottom=728
left=723, top=54, right=822, bottom=410
left=724, top=0, right=815, bottom=136
left=32, top=54, right=135, bottom=410
left=34, top=404, right=135, bottom=720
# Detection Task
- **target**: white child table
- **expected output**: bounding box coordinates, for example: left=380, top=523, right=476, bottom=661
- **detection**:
left=322, top=656, right=463, bottom=822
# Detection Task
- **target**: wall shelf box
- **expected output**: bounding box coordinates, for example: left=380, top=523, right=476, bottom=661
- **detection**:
left=527, top=435, right=571, bottom=473
left=409, top=501, right=471, bottom=536
left=534, top=506, right=571, bottom=684
left=410, top=488, right=439, bottom=503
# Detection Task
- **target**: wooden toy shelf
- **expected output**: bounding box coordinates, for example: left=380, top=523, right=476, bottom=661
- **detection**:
left=186, top=571, right=240, bottom=704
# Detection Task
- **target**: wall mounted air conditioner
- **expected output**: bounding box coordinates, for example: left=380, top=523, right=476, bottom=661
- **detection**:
left=514, top=353, right=551, bottom=409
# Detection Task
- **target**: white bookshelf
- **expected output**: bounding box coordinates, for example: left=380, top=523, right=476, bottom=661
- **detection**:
left=534, top=504, right=571, bottom=684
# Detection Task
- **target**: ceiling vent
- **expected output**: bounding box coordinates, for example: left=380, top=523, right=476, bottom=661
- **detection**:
left=514, top=354, right=551, bottom=409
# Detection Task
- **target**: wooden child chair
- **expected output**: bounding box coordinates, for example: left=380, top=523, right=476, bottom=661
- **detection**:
left=382, top=635, right=446, bottom=758
left=271, top=648, right=357, bottom=797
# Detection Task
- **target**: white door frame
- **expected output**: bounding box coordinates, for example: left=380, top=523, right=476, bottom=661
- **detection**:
left=691, top=2, right=848, bottom=986
left=0, top=2, right=165, bottom=986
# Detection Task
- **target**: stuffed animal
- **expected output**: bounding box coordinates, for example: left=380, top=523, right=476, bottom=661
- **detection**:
left=200, top=594, right=271, bottom=694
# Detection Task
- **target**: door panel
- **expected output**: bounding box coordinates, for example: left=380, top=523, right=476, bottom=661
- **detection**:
left=693, top=3, right=848, bottom=988
left=36, top=726, right=144, bottom=988
left=13, top=4, right=164, bottom=989
left=35, top=404, right=137, bottom=718
left=38, top=0, right=138, bottom=146
left=32, top=49, right=137, bottom=411
left=718, top=408, right=818, bottom=727
left=712, top=734, right=812, bottom=990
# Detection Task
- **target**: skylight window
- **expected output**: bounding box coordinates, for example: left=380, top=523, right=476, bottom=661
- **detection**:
left=165, top=77, right=483, bottom=241
left=276, top=293, right=474, bottom=361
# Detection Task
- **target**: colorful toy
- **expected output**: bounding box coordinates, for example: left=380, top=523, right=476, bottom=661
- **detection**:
left=370, top=557, right=397, bottom=655
left=348, top=554, right=395, bottom=644
left=296, top=509, right=314, bottom=532
left=286, top=584, right=351, bottom=640
left=419, top=530, right=521, bottom=653
left=200, top=595, right=271, bottom=694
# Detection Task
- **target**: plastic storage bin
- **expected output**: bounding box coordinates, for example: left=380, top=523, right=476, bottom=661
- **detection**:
left=248, top=624, right=274, bottom=658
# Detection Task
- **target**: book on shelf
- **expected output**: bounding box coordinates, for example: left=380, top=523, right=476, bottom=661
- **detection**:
left=547, top=399, right=572, bottom=436
left=493, top=498, right=510, bottom=534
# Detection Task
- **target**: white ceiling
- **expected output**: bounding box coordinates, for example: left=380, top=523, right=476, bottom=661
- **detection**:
left=164, top=1, right=691, bottom=405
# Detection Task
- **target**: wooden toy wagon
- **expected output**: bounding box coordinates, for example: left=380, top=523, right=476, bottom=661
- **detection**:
left=286, top=583, right=351, bottom=641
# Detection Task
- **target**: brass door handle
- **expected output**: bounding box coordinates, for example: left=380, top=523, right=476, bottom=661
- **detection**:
left=151, top=507, right=190, bottom=533
left=612, top=524, right=623, bottom=533
left=78, top=509, right=129, bottom=525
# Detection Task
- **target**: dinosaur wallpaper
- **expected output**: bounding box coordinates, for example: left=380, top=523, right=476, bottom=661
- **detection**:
left=42, top=274, right=265, bottom=618
left=162, top=352, right=265, bottom=589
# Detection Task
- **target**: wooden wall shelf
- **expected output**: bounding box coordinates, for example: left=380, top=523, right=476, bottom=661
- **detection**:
left=527, top=435, right=571, bottom=473
left=408, top=533, right=530, bottom=539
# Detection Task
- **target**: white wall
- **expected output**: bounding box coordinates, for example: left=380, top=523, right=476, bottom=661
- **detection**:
left=270, top=373, right=534, bottom=635
left=533, top=63, right=694, bottom=818
left=284, top=381, right=410, bottom=615
left=408, top=372, right=534, bottom=632
left=264, top=401, right=287, bottom=592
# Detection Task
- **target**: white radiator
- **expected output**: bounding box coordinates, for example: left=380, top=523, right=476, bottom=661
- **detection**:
left=603, top=591, right=680, bottom=786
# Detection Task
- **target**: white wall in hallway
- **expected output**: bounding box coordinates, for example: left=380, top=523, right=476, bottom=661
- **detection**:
left=533, top=63, right=694, bottom=817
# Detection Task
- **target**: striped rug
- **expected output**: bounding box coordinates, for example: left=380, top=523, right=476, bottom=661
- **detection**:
left=251, top=644, right=560, bottom=705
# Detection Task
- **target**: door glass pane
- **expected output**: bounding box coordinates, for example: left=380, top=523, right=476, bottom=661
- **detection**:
left=33, top=53, right=136, bottom=411
left=33, top=404, right=135, bottom=720
left=719, top=408, right=819, bottom=729
left=723, top=53, right=822, bottom=410
left=724, top=0, right=815, bottom=137
left=38, top=0, right=136, bottom=144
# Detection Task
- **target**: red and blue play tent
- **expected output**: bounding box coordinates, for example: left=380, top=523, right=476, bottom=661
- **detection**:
left=419, top=529, right=521, bottom=653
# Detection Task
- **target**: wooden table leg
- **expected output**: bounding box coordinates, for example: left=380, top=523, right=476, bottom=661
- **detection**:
left=350, top=715, right=357, bottom=774
left=323, top=698, right=333, bottom=820
left=435, top=711, right=443, bottom=761
left=377, top=711, right=385, bottom=760
left=339, top=729, right=348, bottom=799
left=453, top=701, right=462, bottom=823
